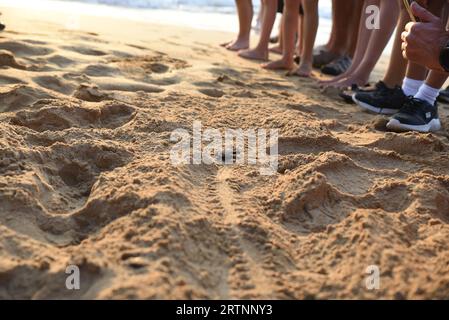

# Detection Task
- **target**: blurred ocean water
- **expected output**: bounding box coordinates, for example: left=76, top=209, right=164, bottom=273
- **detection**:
left=58, top=0, right=332, bottom=18
left=0, top=0, right=333, bottom=41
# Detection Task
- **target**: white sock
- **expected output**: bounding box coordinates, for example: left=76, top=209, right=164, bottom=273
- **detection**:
left=402, top=77, right=424, bottom=96
left=415, top=84, right=440, bottom=105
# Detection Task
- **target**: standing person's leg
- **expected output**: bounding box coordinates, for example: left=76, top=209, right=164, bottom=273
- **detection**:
left=320, top=0, right=375, bottom=86
left=416, top=72, right=448, bottom=104
left=326, top=0, right=338, bottom=51
left=322, top=0, right=338, bottom=52
left=221, top=0, right=254, bottom=51
left=401, top=63, right=428, bottom=95
left=270, top=15, right=284, bottom=54
left=320, top=0, right=363, bottom=76
left=239, top=0, right=278, bottom=60
left=329, top=0, right=399, bottom=88
left=296, top=6, right=304, bottom=56
left=400, top=0, right=446, bottom=93
left=382, top=2, right=409, bottom=88
left=295, top=0, right=319, bottom=77
left=254, top=0, right=266, bottom=34
left=313, top=0, right=351, bottom=68
left=346, top=0, right=363, bottom=58
left=270, top=1, right=285, bottom=54
left=352, top=2, right=413, bottom=115
left=327, top=0, right=352, bottom=56
left=262, top=0, right=301, bottom=70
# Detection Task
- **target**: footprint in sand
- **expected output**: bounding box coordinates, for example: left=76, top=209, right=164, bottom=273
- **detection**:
left=32, top=75, right=76, bottom=95
left=83, top=63, right=121, bottom=77
left=0, top=84, right=54, bottom=112
left=198, top=88, right=225, bottom=98
left=10, top=101, right=136, bottom=132
left=0, top=139, right=134, bottom=247
left=58, top=161, right=93, bottom=188
left=365, top=134, right=446, bottom=155
left=73, top=83, right=111, bottom=102
left=112, top=54, right=190, bottom=74
left=277, top=135, right=346, bottom=156
left=0, top=40, right=53, bottom=56
left=96, top=78, right=165, bottom=93
left=21, top=39, right=48, bottom=45
left=0, top=50, right=26, bottom=69
left=148, top=62, right=169, bottom=74
left=0, top=74, right=25, bottom=85
left=60, top=45, right=107, bottom=56
left=47, top=54, right=77, bottom=68
left=147, top=75, right=180, bottom=86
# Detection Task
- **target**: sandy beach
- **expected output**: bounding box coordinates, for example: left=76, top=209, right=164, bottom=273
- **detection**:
left=1, top=3, right=449, bottom=299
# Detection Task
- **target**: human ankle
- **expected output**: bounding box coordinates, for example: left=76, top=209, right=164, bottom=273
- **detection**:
left=236, top=35, right=249, bottom=43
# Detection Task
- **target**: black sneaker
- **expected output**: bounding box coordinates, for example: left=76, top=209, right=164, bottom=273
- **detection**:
left=322, top=55, right=352, bottom=76
left=352, top=81, right=407, bottom=115
left=339, top=83, right=374, bottom=104
left=386, top=97, right=441, bottom=133
left=0, top=22, right=4, bottom=31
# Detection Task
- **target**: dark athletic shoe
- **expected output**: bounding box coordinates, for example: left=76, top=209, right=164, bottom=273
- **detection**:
left=0, top=22, right=5, bottom=31
left=437, top=86, right=449, bottom=104
left=353, top=81, right=407, bottom=115
left=386, top=97, right=441, bottom=133
left=339, top=83, right=375, bottom=104
left=321, top=55, right=352, bottom=76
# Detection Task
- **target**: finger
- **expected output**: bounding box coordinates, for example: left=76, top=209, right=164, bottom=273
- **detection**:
left=404, top=22, right=414, bottom=32
left=401, top=31, right=408, bottom=42
left=402, top=49, right=408, bottom=60
left=410, top=1, right=440, bottom=23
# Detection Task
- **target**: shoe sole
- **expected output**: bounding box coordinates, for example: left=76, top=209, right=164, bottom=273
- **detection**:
left=386, top=118, right=442, bottom=133
left=352, top=95, right=399, bottom=115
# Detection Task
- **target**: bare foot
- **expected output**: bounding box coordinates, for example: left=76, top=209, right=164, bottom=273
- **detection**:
left=318, top=73, right=348, bottom=87
left=293, top=62, right=312, bottom=78
left=220, top=40, right=232, bottom=47
left=225, top=39, right=249, bottom=51
left=325, top=76, right=368, bottom=90
left=262, top=59, right=295, bottom=71
left=269, top=45, right=283, bottom=55
left=238, top=48, right=269, bottom=61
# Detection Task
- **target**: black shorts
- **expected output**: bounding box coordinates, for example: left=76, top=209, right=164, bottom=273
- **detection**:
left=277, top=0, right=304, bottom=15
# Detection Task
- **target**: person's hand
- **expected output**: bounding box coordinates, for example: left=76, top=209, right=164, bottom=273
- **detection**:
left=401, top=2, right=449, bottom=71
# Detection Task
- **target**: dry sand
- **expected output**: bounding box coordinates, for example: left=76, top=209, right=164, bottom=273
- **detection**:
left=1, top=5, right=449, bottom=300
